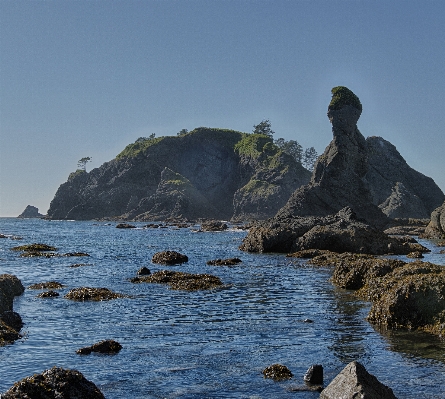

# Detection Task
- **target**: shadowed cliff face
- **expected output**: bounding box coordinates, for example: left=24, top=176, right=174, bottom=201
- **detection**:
left=46, top=128, right=311, bottom=221
left=276, top=88, right=388, bottom=228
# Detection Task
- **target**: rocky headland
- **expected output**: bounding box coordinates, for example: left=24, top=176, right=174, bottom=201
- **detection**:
left=241, top=87, right=443, bottom=253
left=46, top=128, right=311, bottom=221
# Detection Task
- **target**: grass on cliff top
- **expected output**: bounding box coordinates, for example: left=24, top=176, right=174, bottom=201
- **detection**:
left=234, top=133, right=274, bottom=158
left=116, top=127, right=246, bottom=160
left=329, top=86, right=362, bottom=112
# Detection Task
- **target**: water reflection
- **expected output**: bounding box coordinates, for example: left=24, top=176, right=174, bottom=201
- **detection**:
left=327, top=288, right=370, bottom=363
left=371, top=324, right=445, bottom=362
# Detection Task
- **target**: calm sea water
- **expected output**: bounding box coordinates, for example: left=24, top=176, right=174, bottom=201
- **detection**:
left=1, top=218, right=445, bottom=398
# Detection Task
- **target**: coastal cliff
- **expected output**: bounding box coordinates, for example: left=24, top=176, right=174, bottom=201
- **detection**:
left=46, top=128, right=311, bottom=221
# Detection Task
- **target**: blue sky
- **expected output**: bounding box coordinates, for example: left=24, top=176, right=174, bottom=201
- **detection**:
left=1, top=0, right=444, bottom=217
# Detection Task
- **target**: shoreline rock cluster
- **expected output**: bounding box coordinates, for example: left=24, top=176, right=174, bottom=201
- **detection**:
left=0, top=274, right=25, bottom=346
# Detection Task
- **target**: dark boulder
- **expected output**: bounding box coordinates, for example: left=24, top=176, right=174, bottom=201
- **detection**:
left=152, top=250, right=188, bottom=265
left=320, top=361, right=397, bottom=399
left=11, top=243, right=57, bottom=252
left=0, top=311, right=23, bottom=332
left=77, top=339, right=122, bottom=355
left=116, top=223, right=136, bottom=228
left=0, top=274, right=25, bottom=314
left=37, top=290, right=60, bottom=298
left=240, top=207, right=427, bottom=255
left=137, top=266, right=151, bottom=275
left=28, top=281, right=64, bottom=290
left=2, top=366, right=105, bottom=399
left=200, top=220, right=228, bottom=231
left=303, top=364, right=323, bottom=384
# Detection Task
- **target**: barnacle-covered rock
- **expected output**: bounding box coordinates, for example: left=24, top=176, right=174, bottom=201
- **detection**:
left=65, top=287, right=127, bottom=301
left=28, top=281, right=64, bottom=290
left=130, top=270, right=222, bottom=291
left=2, top=366, right=105, bottom=399
left=262, top=364, right=293, bottom=381
left=37, top=290, right=60, bottom=298
left=11, top=243, right=57, bottom=252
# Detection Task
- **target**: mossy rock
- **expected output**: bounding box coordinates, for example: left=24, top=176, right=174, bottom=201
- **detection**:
left=76, top=339, right=122, bottom=355
left=262, top=364, right=293, bottom=381
left=11, top=243, right=57, bottom=252
left=152, top=251, right=188, bottom=265
left=65, top=287, right=127, bottom=301
left=329, top=86, right=362, bottom=112
left=130, top=270, right=223, bottom=291
left=28, top=281, right=64, bottom=290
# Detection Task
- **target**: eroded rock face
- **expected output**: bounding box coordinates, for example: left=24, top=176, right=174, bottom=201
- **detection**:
left=366, top=137, right=444, bottom=219
left=2, top=366, right=105, bottom=399
left=320, top=361, right=397, bottom=399
left=275, top=87, right=388, bottom=229
left=423, top=200, right=445, bottom=239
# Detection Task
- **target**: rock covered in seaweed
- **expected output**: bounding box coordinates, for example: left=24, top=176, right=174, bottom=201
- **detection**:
left=152, top=251, right=188, bottom=265
left=64, top=287, right=127, bottom=301
left=130, top=270, right=223, bottom=291
left=2, top=366, right=105, bottom=399
left=262, top=364, right=293, bottom=381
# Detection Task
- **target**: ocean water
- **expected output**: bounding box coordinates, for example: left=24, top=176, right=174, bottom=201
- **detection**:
left=1, top=217, right=445, bottom=398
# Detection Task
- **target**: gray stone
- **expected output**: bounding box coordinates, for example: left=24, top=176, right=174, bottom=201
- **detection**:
left=320, top=361, right=397, bottom=399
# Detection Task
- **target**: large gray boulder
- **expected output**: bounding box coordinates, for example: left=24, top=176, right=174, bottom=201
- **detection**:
left=320, top=361, right=397, bottom=399
left=46, top=128, right=310, bottom=221
left=423, top=200, right=445, bottom=239
left=2, top=366, right=105, bottom=399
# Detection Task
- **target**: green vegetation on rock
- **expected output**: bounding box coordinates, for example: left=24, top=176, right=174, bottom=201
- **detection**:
left=329, top=86, right=362, bottom=112
left=241, top=179, right=277, bottom=197
left=234, top=133, right=273, bottom=158
left=116, top=136, right=164, bottom=159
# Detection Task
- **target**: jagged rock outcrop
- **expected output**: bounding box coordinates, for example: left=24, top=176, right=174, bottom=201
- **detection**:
left=0, top=275, right=25, bottom=345
left=17, top=205, right=44, bottom=218
left=2, top=366, right=105, bottom=399
left=46, top=128, right=311, bottom=221
left=423, top=200, right=445, bottom=239
left=240, top=207, right=427, bottom=255
left=275, top=87, right=389, bottom=228
left=365, top=137, right=444, bottom=218
left=320, top=361, right=397, bottom=399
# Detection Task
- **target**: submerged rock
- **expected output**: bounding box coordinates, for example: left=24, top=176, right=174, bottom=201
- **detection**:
left=137, top=266, right=151, bottom=275
left=206, top=258, right=242, bottom=266
left=76, top=339, right=122, bottom=355
left=116, top=223, right=136, bottom=228
left=152, top=251, right=188, bottom=265
left=65, top=287, right=127, bottom=301
left=262, top=364, right=293, bottom=381
left=28, top=281, right=64, bottom=290
left=2, top=366, right=105, bottom=399
left=320, top=361, right=397, bottom=399
left=130, top=270, right=223, bottom=291
left=11, top=243, right=57, bottom=252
